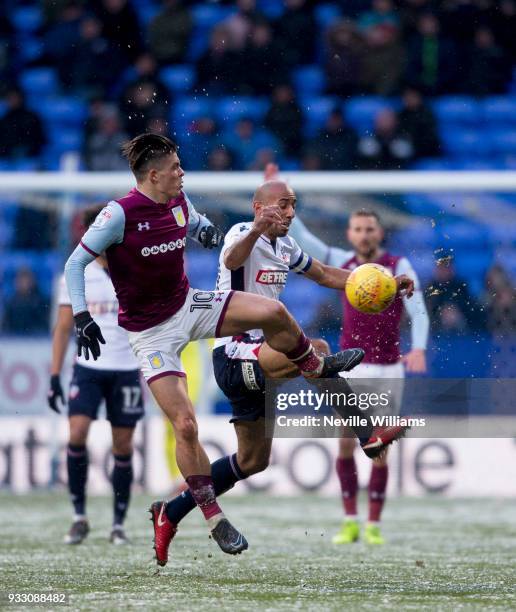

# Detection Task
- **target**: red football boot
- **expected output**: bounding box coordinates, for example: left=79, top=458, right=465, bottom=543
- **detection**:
left=360, top=424, right=410, bottom=459
left=149, top=501, right=177, bottom=566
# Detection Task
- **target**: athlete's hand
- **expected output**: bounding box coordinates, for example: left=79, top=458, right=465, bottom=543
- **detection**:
left=253, top=205, right=284, bottom=234
left=402, top=349, right=427, bottom=373
left=74, top=311, right=105, bottom=361
left=395, top=274, right=414, bottom=298
left=199, top=224, right=224, bottom=249
left=47, top=374, right=65, bottom=414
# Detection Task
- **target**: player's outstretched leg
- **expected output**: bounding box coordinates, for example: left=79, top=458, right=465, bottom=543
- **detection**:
left=219, top=293, right=364, bottom=378
left=360, top=424, right=409, bottom=458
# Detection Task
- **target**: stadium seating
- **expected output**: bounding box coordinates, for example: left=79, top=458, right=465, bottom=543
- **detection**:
left=160, top=65, right=195, bottom=95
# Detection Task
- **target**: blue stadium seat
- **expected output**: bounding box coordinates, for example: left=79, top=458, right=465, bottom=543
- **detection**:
left=49, top=128, right=84, bottom=153
left=443, top=222, right=490, bottom=249
left=487, top=129, right=516, bottom=155
left=292, top=65, right=326, bottom=97
left=191, top=4, right=235, bottom=28
left=489, top=224, right=516, bottom=247
left=440, top=128, right=492, bottom=157
left=410, top=158, right=452, bottom=170
left=314, top=3, right=342, bottom=28
left=216, top=97, right=269, bottom=125
left=160, top=65, right=195, bottom=94
left=10, top=5, right=43, bottom=32
left=37, top=97, right=88, bottom=126
left=19, top=67, right=59, bottom=97
left=344, top=97, right=395, bottom=134
left=186, top=251, right=219, bottom=288
left=172, top=96, right=214, bottom=128
left=133, top=2, right=160, bottom=26
left=257, top=0, right=285, bottom=18
left=453, top=251, right=493, bottom=295
left=0, top=251, right=62, bottom=299
left=432, top=96, right=481, bottom=126
left=16, top=35, right=44, bottom=64
left=300, top=96, right=339, bottom=136
left=482, top=96, right=516, bottom=125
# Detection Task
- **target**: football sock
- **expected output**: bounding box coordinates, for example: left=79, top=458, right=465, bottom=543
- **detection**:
left=286, top=333, right=322, bottom=375
left=112, top=453, right=133, bottom=526
left=368, top=464, right=388, bottom=522
left=166, top=454, right=245, bottom=525
left=336, top=457, right=358, bottom=516
left=185, top=474, right=223, bottom=529
left=67, top=444, right=88, bottom=517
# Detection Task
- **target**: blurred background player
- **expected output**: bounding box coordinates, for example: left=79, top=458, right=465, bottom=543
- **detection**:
left=48, top=205, right=144, bottom=545
left=289, top=208, right=429, bottom=545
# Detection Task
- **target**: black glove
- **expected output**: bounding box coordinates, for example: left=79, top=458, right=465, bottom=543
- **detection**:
left=47, top=374, right=65, bottom=414
left=198, top=224, right=224, bottom=249
left=74, top=311, right=105, bottom=361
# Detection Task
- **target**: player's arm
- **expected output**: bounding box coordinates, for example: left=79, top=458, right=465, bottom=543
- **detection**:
left=184, top=193, right=224, bottom=248
left=64, top=203, right=124, bottom=360
left=224, top=205, right=284, bottom=270
left=303, top=257, right=351, bottom=289
left=48, top=303, right=74, bottom=413
left=397, top=257, right=429, bottom=373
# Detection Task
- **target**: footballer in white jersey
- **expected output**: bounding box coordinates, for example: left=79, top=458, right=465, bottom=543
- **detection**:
left=48, top=206, right=144, bottom=547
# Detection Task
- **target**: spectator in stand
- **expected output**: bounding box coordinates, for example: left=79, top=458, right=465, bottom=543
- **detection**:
left=147, top=0, right=192, bottom=66
left=207, top=145, right=235, bottom=171
left=222, top=0, right=267, bottom=50
left=406, top=12, right=457, bottom=95
left=398, top=0, right=435, bottom=39
left=483, top=264, right=516, bottom=334
left=241, top=22, right=285, bottom=95
left=180, top=116, right=220, bottom=170
left=0, top=87, right=46, bottom=160
left=42, top=1, right=85, bottom=80
left=2, top=268, right=50, bottom=336
left=83, top=105, right=128, bottom=171
left=119, top=77, right=170, bottom=138
left=490, top=0, right=516, bottom=62
left=93, top=0, right=143, bottom=62
left=426, top=263, right=484, bottom=332
left=464, top=27, right=511, bottom=96
left=305, top=108, right=358, bottom=170
left=222, top=117, right=281, bottom=170
left=196, top=25, right=241, bottom=95
left=325, top=20, right=364, bottom=97
left=360, top=23, right=405, bottom=95
left=59, top=15, right=127, bottom=99
left=0, top=13, right=14, bottom=93
left=357, top=109, right=414, bottom=170
left=117, top=53, right=170, bottom=105
left=358, top=0, right=399, bottom=33
left=275, top=0, right=316, bottom=68
left=265, top=84, right=303, bottom=158
left=397, top=85, right=440, bottom=158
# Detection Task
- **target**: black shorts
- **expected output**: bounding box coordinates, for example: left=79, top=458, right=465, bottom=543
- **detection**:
left=68, top=364, right=144, bottom=428
left=212, top=343, right=266, bottom=423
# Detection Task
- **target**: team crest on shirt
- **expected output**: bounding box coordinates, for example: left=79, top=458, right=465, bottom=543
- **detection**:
left=148, top=351, right=164, bottom=369
left=171, top=206, right=186, bottom=227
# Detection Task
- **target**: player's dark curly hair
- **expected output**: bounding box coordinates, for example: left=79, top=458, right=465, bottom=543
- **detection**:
left=121, top=133, right=178, bottom=181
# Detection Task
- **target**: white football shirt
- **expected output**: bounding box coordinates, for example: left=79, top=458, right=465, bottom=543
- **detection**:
left=57, top=260, right=138, bottom=370
left=214, top=222, right=312, bottom=347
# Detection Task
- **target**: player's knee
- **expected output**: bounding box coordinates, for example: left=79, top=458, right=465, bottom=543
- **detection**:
left=69, top=426, right=88, bottom=447
left=268, top=300, right=289, bottom=326
left=174, top=416, right=198, bottom=444
left=112, top=440, right=133, bottom=456
left=311, top=338, right=330, bottom=355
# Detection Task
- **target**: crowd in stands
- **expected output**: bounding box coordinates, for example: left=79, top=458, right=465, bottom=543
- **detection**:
left=0, top=0, right=514, bottom=171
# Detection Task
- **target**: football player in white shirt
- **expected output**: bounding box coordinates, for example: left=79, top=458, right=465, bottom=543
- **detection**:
left=48, top=206, right=144, bottom=546
left=158, top=180, right=415, bottom=560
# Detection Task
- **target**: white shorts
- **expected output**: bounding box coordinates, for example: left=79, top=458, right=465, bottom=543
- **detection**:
left=128, top=288, right=234, bottom=383
left=339, top=361, right=405, bottom=415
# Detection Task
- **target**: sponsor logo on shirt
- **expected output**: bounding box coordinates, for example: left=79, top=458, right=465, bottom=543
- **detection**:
left=138, top=222, right=150, bottom=231
left=256, top=270, right=288, bottom=285
left=148, top=351, right=164, bottom=369
left=172, top=206, right=186, bottom=227
left=141, top=237, right=187, bottom=257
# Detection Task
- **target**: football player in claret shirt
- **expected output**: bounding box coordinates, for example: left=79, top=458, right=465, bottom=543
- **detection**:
left=160, top=180, right=415, bottom=554
left=290, top=209, right=429, bottom=545
left=49, top=205, right=144, bottom=546
left=64, top=133, right=371, bottom=565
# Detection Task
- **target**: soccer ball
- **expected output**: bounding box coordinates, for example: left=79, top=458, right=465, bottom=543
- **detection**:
left=345, top=263, right=397, bottom=314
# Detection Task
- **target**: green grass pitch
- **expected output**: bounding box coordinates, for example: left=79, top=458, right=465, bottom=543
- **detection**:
left=1, top=493, right=515, bottom=611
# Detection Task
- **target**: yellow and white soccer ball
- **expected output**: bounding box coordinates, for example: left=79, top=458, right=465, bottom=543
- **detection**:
left=345, top=263, right=397, bottom=314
